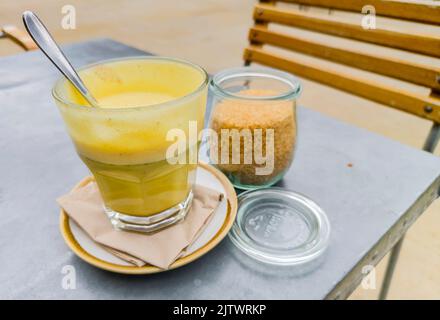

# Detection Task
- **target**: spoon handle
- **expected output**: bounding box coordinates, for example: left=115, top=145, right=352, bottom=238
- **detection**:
left=22, top=11, right=99, bottom=107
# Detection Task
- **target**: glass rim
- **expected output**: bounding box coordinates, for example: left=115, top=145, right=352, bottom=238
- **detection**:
left=52, top=56, right=209, bottom=112
left=210, top=66, right=302, bottom=101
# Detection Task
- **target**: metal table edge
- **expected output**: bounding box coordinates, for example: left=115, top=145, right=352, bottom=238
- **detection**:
left=325, top=175, right=440, bottom=300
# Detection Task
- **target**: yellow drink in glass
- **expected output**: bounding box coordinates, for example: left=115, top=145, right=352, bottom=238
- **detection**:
left=53, top=57, right=208, bottom=232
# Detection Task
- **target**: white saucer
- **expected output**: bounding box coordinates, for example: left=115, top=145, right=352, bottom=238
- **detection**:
left=60, top=162, right=237, bottom=274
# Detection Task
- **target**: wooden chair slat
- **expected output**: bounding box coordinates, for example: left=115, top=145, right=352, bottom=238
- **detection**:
left=249, top=27, right=440, bottom=89
left=276, top=0, right=440, bottom=25
left=254, top=4, right=440, bottom=58
left=244, top=47, right=440, bottom=123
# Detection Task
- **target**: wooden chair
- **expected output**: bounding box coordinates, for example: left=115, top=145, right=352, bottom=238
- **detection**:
left=0, top=25, right=37, bottom=51
left=243, top=0, right=440, bottom=299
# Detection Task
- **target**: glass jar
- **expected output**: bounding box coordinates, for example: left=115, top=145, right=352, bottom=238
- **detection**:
left=208, top=67, right=301, bottom=190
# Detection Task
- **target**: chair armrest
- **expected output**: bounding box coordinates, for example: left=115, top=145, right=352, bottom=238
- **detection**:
left=0, top=25, right=37, bottom=51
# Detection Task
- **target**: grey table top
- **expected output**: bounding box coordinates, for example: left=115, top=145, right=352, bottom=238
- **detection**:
left=1, top=38, right=439, bottom=299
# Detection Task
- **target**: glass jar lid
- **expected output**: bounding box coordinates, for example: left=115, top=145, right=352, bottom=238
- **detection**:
left=229, top=188, right=330, bottom=266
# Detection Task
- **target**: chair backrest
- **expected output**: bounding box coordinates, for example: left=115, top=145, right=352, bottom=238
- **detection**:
left=244, top=0, right=440, bottom=125
left=0, top=25, right=37, bottom=51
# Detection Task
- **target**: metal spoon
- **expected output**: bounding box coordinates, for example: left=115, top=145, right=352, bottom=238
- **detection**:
left=22, top=11, right=99, bottom=107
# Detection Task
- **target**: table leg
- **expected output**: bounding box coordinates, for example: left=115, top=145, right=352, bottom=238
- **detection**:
left=423, top=123, right=440, bottom=153
left=379, top=123, right=439, bottom=300
left=379, top=237, right=404, bottom=300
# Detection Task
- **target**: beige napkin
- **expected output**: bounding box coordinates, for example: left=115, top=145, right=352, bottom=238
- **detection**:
left=57, top=181, right=223, bottom=269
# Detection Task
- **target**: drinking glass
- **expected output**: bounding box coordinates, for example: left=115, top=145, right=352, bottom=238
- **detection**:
left=53, top=56, right=208, bottom=232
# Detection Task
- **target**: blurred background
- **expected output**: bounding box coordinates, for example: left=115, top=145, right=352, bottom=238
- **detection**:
left=1, top=0, right=439, bottom=299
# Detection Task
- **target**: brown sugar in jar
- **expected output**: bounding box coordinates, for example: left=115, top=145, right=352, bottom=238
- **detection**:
left=210, top=68, right=300, bottom=189
left=210, top=89, right=296, bottom=186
